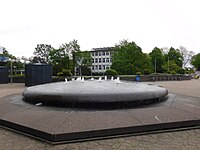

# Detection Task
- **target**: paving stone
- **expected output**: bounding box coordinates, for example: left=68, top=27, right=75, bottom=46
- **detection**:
left=1, top=81, right=200, bottom=149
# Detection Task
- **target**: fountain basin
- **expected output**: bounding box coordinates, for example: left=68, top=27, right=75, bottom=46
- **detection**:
left=22, top=80, right=168, bottom=108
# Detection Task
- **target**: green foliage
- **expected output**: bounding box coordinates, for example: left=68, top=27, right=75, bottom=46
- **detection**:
left=170, top=70, right=176, bottom=74
left=168, top=47, right=183, bottom=68
left=74, top=51, right=92, bottom=67
left=60, top=39, right=81, bottom=75
left=60, top=39, right=80, bottom=59
left=191, top=53, right=200, bottom=70
left=33, top=44, right=53, bottom=63
left=185, top=67, right=194, bottom=74
left=143, top=69, right=152, bottom=75
left=74, top=51, right=92, bottom=76
left=136, top=71, right=142, bottom=75
left=0, top=47, right=16, bottom=66
left=79, top=66, right=91, bottom=76
left=149, top=47, right=165, bottom=73
left=162, top=60, right=179, bottom=73
left=177, top=68, right=185, bottom=74
left=32, top=40, right=81, bottom=76
left=105, top=69, right=118, bottom=76
left=57, top=69, right=72, bottom=77
left=111, top=40, right=153, bottom=75
left=0, top=47, right=25, bottom=73
left=49, top=48, right=72, bottom=76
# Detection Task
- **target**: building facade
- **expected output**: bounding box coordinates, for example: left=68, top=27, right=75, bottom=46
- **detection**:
left=90, top=47, right=113, bottom=73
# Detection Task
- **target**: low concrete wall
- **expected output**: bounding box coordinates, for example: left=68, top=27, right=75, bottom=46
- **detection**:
left=12, top=74, right=192, bottom=83
left=9, top=76, right=25, bottom=83
left=120, top=74, right=191, bottom=82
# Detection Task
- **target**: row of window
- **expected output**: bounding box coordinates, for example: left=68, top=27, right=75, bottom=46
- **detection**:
left=92, top=65, right=110, bottom=70
left=92, top=58, right=112, bottom=63
left=91, top=51, right=113, bottom=56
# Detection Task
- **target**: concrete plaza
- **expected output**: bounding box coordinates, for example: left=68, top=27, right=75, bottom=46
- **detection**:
left=1, top=80, right=200, bottom=150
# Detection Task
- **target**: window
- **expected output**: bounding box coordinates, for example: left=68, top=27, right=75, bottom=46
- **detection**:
left=99, top=65, right=102, bottom=70
left=95, top=52, right=98, bottom=56
left=102, top=51, right=105, bottom=55
left=106, top=58, right=109, bottom=62
left=102, top=58, right=105, bottom=63
left=99, top=52, right=102, bottom=56
left=92, top=52, right=95, bottom=56
left=95, top=65, right=98, bottom=69
left=106, top=51, right=110, bottom=55
left=99, top=58, right=101, bottom=63
left=92, top=66, right=94, bottom=70
left=95, top=58, right=98, bottom=63
left=102, top=65, right=105, bottom=70
left=92, top=59, right=94, bottom=63
left=110, top=58, right=112, bottom=62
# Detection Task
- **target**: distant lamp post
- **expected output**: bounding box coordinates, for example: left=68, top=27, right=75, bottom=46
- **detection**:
left=10, top=59, right=13, bottom=84
left=76, top=57, right=83, bottom=76
left=154, top=58, right=157, bottom=73
left=168, top=56, right=169, bottom=73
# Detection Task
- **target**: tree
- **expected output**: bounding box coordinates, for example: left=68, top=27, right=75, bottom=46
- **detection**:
left=21, top=56, right=29, bottom=64
left=111, top=40, right=152, bottom=75
left=162, top=60, right=179, bottom=74
left=49, top=48, right=72, bottom=76
left=33, top=44, right=53, bottom=63
left=149, top=47, right=165, bottom=73
left=191, top=53, right=200, bottom=70
left=60, top=39, right=81, bottom=75
left=60, top=39, right=80, bottom=59
left=29, top=56, right=46, bottom=63
left=105, top=69, right=118, bottom=76
left=179, top=46, right=195, bottom=68
left=168, top=47, right=183, bottom=68
left=0, top=47, right=17, bottom=67
left=74, top=51, right=92, bottom=76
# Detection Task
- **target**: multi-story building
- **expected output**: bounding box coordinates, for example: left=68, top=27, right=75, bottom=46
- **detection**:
left=90, top=47, right=114, bottom=73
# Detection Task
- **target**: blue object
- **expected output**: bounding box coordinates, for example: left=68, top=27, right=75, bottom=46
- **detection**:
left=0, top=56, right=9, bottom=62
left=136, top=75, right=140, bottom=82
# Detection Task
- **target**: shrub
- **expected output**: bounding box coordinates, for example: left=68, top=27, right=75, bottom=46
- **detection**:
left=177, top=68, right=185, bottom=74
left=143, top=69, right=151, bottom=75
left=57, top=69, right=72, bottom=77
left=80, top=66, right=91, bottom=76
left=105, top=69, right=118, bottom=76
left=170, top=70, right=176, bottom=74
left=135, top=71, right=142, bottom=75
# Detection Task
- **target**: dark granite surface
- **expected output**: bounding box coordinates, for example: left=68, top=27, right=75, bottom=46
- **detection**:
left=22, top=81, right=168, bottom=107
left=1, top=92, right=200, bottom=143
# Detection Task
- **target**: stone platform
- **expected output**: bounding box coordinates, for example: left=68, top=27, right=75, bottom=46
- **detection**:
left=1, top=91, right=200, bottom=144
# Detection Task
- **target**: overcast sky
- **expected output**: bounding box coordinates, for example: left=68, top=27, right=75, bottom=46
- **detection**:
left=0, top=0, right=200, bottom=58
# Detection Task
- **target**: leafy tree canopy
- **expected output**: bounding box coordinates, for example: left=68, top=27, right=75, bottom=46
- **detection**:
left=111, top=40, right=153, bottom=75
left=33, top=44, right=53, bottom=63
left=162, top=60, right=179, bottom=73
left=149, top=47, right=165, bottom=73
left=168, top=47, right=183, bottom=68
left=191, top=53, right=200, bottom=70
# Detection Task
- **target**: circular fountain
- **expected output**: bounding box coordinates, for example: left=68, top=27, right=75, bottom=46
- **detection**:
left=22, top=77, right=168, bottom=109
